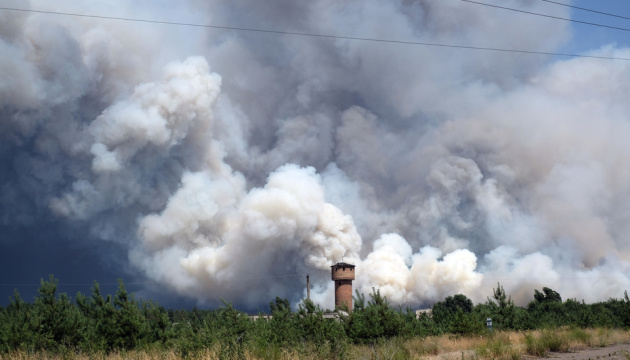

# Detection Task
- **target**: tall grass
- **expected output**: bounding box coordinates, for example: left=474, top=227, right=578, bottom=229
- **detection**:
left=522, top=327, right=630, bottom=358
left=524, top=329, right=570, bottom=356
left=3, top=328, right=630, bottom=360
left=476, top=333, right=521, bottom=360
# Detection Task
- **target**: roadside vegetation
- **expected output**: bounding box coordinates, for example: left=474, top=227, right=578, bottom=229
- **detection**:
left=2, top=276, right=630, bottom=359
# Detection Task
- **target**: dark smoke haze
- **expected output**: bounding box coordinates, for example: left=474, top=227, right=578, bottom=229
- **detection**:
left=2, top=0, right=630, bottom=310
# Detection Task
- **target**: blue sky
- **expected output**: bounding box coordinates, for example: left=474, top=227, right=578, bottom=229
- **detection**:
left=561, top=1, right=630, bottom=54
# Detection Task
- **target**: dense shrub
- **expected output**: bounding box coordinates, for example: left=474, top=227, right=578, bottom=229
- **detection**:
left=2, top=276, right=630, bottom=357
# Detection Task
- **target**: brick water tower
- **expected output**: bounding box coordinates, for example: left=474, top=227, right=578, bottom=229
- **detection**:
left=331, top=262, right=355, bottom=312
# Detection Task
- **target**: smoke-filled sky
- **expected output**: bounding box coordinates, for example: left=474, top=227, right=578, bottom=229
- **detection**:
left=2, top=0, right=630, bottom=311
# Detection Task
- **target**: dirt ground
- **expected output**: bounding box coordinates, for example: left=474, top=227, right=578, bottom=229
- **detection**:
left=531, top=343, right=630, bottom=360
left=433, top=343, right=630, bottom=360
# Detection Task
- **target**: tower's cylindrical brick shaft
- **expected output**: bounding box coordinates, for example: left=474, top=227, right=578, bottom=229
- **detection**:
left=331, top=262, right=355, bottom=311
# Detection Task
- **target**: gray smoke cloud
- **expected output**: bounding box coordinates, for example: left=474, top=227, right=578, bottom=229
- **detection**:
left=2, top=0, right=630, bottom=309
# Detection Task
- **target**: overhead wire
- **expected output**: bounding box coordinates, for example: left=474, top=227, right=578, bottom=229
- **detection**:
left=0, top=6, right=629, bottom=61
left=458, top=0, right=630, bottom=33
left=537, top=0, right=630, bottom=21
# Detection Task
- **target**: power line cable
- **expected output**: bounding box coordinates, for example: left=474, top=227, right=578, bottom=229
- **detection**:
left=0, top=6, right=629, bottom=61
left=537, top=0, right=630, bottom=21
left=459, top=0, right=630, bottom=32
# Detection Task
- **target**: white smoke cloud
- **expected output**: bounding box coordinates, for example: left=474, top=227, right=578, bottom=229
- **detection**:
left=132, top=164, right=361, bottom=306
left=357, top=234, right=483, bottom=305
left=3, top=0, right=630, bottom=310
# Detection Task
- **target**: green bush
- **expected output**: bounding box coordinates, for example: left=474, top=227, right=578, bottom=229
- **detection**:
left=4, top=275, right=630, bottom=358
left=345, top=288, right=405, bottom=343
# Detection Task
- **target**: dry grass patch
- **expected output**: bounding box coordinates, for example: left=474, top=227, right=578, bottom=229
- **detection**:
left=404, top=334, right=491, bottom=360
left=475, top=333, right=522, bottom=360
left=5, top=329, right=630, bottom=360
left=522, top=328, right=630, bottom=357
left=590, top=328, right=630, bottom=348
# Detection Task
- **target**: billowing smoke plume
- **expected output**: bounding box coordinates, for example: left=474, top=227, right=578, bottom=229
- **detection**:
left=2, top=0, right=630, bottom=309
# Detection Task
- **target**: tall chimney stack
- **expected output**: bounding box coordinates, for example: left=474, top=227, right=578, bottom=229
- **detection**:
left=331, top=262, right=355, bottom=312
left=307, top=274, right=310, bottom=300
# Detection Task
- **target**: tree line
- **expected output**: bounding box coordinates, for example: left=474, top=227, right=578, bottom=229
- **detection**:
left=2, top=276, right=630, bottom=358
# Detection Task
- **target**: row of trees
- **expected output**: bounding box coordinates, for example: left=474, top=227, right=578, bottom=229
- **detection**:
left=0, top=276, right=171, bottom=354
left=2, top=276, right=630, bottom=357
left=431, top=285, right=630, bottom=335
